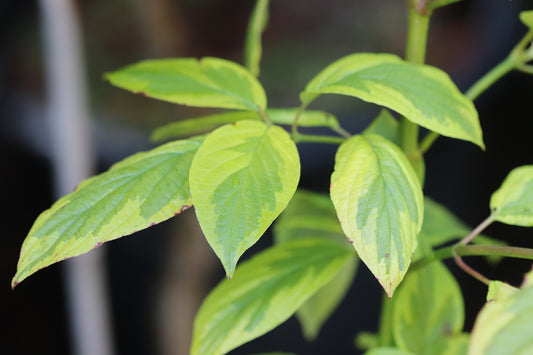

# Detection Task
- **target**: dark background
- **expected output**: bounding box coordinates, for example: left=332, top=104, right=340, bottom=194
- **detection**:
left=2, top=0, right=533, bottom=354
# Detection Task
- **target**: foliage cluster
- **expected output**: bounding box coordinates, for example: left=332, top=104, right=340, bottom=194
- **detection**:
left=13, top=1, right=533, bottom=354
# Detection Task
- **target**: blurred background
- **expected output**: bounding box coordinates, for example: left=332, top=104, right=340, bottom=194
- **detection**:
left=2, top=0, right=533, bottom=354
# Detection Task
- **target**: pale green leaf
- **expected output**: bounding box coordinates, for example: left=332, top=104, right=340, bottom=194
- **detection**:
left=490, top=165, right=533, bottom=226
left=151, top=108, right=339, bottom=143
left=469, top=271, right=533, bottom=355
left=189, top=120, right=300, bottom=277
left=392, top=261, right=465, bottom=355
left=191, top=238, right=353, bottom=355
left=363, top=109, right=399, bottom=145
left=245, top=0, right=270, bottom=77
left=441, top=334, right=470, bottom=355
left=274, top=190, right=357, bottom=340
left=274, top=189, right=346, bottom=244
left=151, top=111, right=259, bottom=142
left=520, top=10, right=533, bottom=29
left=419, top=197, right=472, bottom=246
left=301, top=53, right=483, bottom=148
left=364, top=348, right=416, bottom=355
left=297, top=257, right=357, bottom=340
left=330, top=133, right=423, bottom=297
left=105, top=57, right=266, bottom=111
left=12, top=138, right=202, bottom=287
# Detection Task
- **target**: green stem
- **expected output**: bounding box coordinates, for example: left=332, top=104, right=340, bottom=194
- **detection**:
left=464, top=56, right=515, bottom=101
left=400, top=2, right=430, bottom=183
left=419, top=30, right=533, bottom=153
left=459, top=213, right=495, bottom=245
left=291, top=104, right=306, bottom=135
left=258, top=107, right=273, bottom=126
left=291, top=133, right=346, bottom=145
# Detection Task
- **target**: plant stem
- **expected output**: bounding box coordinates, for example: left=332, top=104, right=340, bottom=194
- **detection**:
left=400, top=2, right=430, bottom=182
left=454, top=252, right=490, bottom=285
left=419, top=30, right=533, bottom=153
left=291, top=133, right=346, bottom=145
left=258, top=107, right=273, bottom=126
left=459, top=213, right=495, bottom=245
left=464, top=56, right=515, bottom=101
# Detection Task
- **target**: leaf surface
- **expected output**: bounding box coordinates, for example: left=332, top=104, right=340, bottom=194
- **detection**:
left=469, top=271, right=533, bottom=355
left=190, top=120, right=300, bottom=277
left=520, top=10, right=533, bottom=29
left=191, top=238, right=353, bottom=355
left=363, top=109, right=399, bottom=145
left=490, top=165, right=533, bottom=226
left=301, top=53, right=483, bottom=148
left=151, top=108, right=339, bottom=143
left=106, top=57, right=266, bottom=111
left=274, top=190, right=357, bottom=340
left=392, top=261, right=465, bottom=355
left=13, top=138, right=202, bottom=287
left=245, top=0, right=270, bottom=77
left=330, top=134, right=423, bottom=296
left=364, top=348, right=416, bottom=355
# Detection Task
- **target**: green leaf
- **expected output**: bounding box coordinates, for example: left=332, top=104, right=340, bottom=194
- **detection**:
left=105, top=57, right=267, bottom=111
left=363, top=109, right=399, bottom=145
left=421, top=197, right=505, bottom=263
left=419, top=197, right=471, bottom=246
left=274, top=189, right=345, bottom=244
left=441, top=334, right=470, bottom=355
left=298, top=256, right=356, bottom=340
left=189, top=120, right=300, bottom=277
left=12, top=137, right=203, bottom=287
left=151, top=111, right=259, bottom=142
left=301, top=53, right=483, bottom=148
left=490, top=165, right=533, bottom=226
left=151, top=108, right=339, bottom=143
left=469, top=271, right=533, bottom=355
left=274, top=190, right=357, bottom=340
left=520, top=10, right=533, bottom=29
left=330, top=133, right=423, bottom=297
left=245, top=0, right=270, bottom=77
left=191, top=238, right=353, bottom=355
left=363, top=348, right=416, bottom=355
left=392, top=261, right=465, bottom=355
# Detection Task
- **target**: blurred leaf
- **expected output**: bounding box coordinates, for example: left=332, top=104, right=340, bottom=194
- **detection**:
left=392, top=261, right=464, bottom=355
left=363, top=348, right=416, bottom=355
left=191, top=238, right=353, bottom=355
left=363, top=109, right=399, bottom=145
left=151, top=108, right=339, bottom=143
left=274, top=190, right=356, bottom=340
left=519, top=10, right=533, bottom=29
